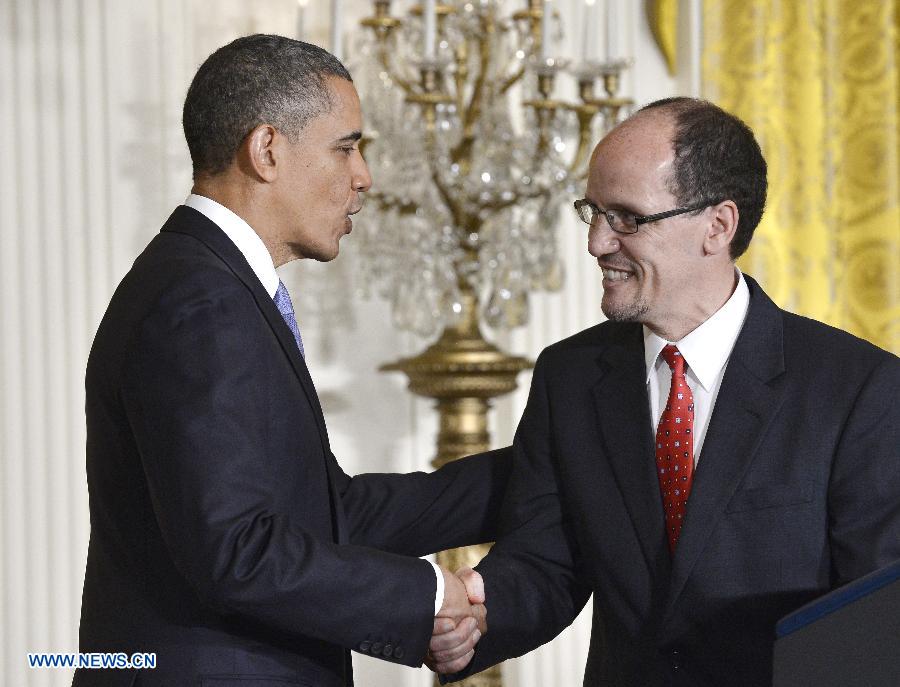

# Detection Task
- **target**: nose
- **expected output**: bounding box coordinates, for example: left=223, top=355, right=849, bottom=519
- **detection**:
left=587, top=219, right=620, bottom=258
left=353, top=150, right=372, bottom=193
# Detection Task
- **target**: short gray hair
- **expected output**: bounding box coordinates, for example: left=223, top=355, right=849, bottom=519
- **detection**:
left=183, top=34, right=352, bottom=177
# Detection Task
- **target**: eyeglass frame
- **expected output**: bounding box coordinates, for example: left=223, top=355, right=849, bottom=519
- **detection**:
left=573, top=197, right=721, bottom=234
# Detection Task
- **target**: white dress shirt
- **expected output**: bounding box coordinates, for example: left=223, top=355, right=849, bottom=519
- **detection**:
left=184, top=194, right=280, bottom=297
left=644, top=269, right=750, bottom=464
left=182, top=194, right=445, bottom=615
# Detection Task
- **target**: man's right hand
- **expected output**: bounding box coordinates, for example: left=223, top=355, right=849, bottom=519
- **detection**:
left=426, top=567, right=486, bottom=674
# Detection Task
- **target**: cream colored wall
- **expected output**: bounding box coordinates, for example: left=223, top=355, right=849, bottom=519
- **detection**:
left=0, top=2, right=696, bottom=686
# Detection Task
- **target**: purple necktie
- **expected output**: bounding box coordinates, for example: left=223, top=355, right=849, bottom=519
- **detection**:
left=273, top=280, right=305, bottom=358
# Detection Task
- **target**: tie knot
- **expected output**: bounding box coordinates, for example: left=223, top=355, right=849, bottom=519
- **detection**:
left=661, top=344, right=685, bottom=375
left=274, top=280, right=294, bottom=317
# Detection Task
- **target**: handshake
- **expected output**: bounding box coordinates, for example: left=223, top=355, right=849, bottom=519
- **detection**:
left=427, top=566, right=486, bottom=675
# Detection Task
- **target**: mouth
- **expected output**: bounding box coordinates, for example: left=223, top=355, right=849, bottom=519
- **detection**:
left=344, top=196, right=364, bottom=234
left=599, top=264, right=635, bottom=283
left=348, top=193, right=364, bottom=217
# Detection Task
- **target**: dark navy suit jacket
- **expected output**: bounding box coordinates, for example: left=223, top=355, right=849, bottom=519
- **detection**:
left=75, top=206, right=511, bottom=687
left=453, top=275, right=900, bottom=686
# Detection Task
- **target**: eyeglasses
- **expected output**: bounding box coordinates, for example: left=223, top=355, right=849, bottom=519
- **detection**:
left=573, top=198, right=717, bottom=235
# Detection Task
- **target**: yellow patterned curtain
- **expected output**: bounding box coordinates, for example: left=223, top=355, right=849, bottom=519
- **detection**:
left=703, top=1, right=900, bottom=354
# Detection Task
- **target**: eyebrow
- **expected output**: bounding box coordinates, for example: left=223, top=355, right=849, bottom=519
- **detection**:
left=334, top=130, right=363, bottom=144
left=590, top=196, right=642, bottom=215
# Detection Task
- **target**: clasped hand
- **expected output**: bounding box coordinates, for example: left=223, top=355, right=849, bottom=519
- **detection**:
left=426, top=566, right=485, bottom=674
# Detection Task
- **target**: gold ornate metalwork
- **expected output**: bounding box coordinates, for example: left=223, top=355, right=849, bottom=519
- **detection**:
left=381, top=289, right=527, bottom=687
left=355, top=5, right=635, bottom=683
left=382, top=288, right=532, bottom=465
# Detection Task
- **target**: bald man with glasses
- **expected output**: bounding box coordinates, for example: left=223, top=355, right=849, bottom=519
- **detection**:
left=435, top=97, right=900, bottom=687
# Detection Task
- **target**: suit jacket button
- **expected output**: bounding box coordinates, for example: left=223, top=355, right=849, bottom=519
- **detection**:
left=371, top=642, right=383, bottom=655
left=382, top=644, right=393, bottom=657
left=359, top=641, right=371, bottom=653
left=393, top=646, right=404, bottom=660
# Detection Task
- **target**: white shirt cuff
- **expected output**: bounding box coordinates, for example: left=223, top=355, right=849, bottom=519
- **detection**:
left=428, top=559, right=444, bottom=615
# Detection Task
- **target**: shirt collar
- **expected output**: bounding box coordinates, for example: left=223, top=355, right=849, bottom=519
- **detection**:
left=643, top=268, right=750, bottom=391
left=183, top=193, right=280, bottom=298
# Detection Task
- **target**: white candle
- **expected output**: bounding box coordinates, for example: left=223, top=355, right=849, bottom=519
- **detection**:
left=330, top=0, right=342, bottom=60
left=605, top=0, right=617, bottom=61
left=424, top=0, right=437, bottom=59
left=540, top=0, right=552, bottom=60
left=581, top=0, right=596, bottom=62
left=296, top=0, right=308, bottom=40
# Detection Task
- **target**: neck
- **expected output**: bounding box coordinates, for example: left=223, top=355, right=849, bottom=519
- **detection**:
left=647, top=267, right=738, bottom=341
left=192, top=177, right=287, bottom=266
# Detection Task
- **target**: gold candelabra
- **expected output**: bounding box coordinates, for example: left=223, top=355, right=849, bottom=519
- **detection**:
left=351, top=2, right=633, bottom=683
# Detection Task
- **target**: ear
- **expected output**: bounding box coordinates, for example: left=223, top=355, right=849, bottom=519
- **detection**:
left=237, top=124, right=279, bottom=183
left=703, top=200, right=739, bottom=256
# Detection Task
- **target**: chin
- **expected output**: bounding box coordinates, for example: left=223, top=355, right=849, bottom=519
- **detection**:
left=311, top=248, right=339, bottom=263
left=602, top=297, right=649, bottom=323
left=319, top=240, right=342, bottom=262
left=288, top=240, right=339, bottom=263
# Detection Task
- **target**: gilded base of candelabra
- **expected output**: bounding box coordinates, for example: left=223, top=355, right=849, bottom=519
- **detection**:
left=381, top=326, right=532, bottom=465
left=382, top=326, right=531, bottom=687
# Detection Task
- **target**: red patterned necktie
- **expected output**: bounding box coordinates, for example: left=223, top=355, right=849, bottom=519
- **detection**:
left=655, top=344, right=695, bottom=553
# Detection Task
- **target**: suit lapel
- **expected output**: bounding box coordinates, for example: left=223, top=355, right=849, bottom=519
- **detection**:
left=161, top=207, right=346, bottom=542
left=591, top=324, right=671, bottom=577
left=662, top=277, right=787, bottom=622
left=162, top=206, right=331, bottom=447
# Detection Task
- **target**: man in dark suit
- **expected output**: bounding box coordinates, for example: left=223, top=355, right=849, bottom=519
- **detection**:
left=75, top=35, right=505, bottom=687
left=438, top=97, right=900, bottom=685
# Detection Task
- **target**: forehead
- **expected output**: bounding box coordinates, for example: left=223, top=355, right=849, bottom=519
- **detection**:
left=587, top=113, right=676, bottom=205
left=300, top=76, right=362, bottom=138
left=326, top=76, right=361, bottom=117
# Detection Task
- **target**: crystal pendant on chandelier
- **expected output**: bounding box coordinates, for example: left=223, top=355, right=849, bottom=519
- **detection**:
left=350, top=0, right=633, bottom=339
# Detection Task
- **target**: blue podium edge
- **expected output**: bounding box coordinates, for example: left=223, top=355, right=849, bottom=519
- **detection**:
left=776, top=559, right=900, bottom=639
